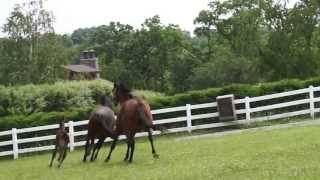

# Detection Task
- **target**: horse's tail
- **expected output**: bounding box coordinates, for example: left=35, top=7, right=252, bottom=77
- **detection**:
left=99, top=113, right=117, bottom=139
left=101, top=119, right=116, bottom=139
left=136, top=99, right=168, bottom=133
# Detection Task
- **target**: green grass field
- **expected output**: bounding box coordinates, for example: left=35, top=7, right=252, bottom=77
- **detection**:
left=1, top=125, right=320, bottom=180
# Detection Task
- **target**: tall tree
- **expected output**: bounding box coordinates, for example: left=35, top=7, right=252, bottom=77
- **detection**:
left=1, top=0, right=68, bottom=84
left=261, top=0, right=320, bottom=80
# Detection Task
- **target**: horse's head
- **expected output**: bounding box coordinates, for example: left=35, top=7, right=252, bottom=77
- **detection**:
left=100, top=95, right=113, bottom=108
left=112, top=82, right=132, bottom=103
left=59, top=119, right=65, bottom=129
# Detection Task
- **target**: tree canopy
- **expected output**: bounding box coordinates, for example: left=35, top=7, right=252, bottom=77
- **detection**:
left=1, top=0, right=319, bottom=93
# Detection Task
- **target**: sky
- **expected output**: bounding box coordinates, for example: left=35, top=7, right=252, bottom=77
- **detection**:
left=0, top=0, right=300, bottom=37
left=0, top=0, right=211, bottom=36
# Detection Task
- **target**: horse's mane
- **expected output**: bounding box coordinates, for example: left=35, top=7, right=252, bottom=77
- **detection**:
left=116, top=82, right=146, bottom=102
left=133, top=96, right=148, bottom=109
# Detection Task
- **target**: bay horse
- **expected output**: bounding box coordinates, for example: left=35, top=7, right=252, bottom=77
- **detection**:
left=49, top=120, right=69, bottom=168
left=105, top=82, right=160, bottom=163
left=83, top=96, right=116, bottom=162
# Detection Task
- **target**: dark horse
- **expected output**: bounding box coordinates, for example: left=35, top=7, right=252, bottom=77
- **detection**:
left=49, top=120, right=70, bottom=168
left=83, top=96, right=116, bottom=162
left=105, top=82, right=160, bottom=163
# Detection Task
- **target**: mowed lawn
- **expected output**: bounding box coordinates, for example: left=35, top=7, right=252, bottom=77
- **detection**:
left=1, top=125, right=320, bottom=180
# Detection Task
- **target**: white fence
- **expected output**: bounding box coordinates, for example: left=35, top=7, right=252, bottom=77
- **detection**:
left=1, top=85, right=320, bottom=159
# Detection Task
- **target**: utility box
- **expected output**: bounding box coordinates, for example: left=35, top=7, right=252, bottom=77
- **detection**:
left=216, top=94, right=237, bottom=122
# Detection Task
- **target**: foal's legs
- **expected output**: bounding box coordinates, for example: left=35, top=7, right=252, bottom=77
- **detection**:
left=49, top=147, right=57, bottom=167
left=58, top=147, right=67, bottom=168
left=147, top=129, right=159, bottom=158
left=105, top=135, right=118, bottom=162
left=58, top=148, right=63, bottom=161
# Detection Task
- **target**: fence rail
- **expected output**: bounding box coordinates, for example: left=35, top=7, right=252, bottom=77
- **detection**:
left=1, top=86, right=320, bottom=159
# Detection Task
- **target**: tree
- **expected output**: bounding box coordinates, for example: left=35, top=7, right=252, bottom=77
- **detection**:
left=121, top=16, right=195, bottom=91
left=92, top=22, right=134, bottom=64
left=3, top=0, right=54, bottom=65
left=260, top=0, right=320, bottom=80
left=190, top=46, right=258, bottom=89
left=1, top=0, right=68, bottom=85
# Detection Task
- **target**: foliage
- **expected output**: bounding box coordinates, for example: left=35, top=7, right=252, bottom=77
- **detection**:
left=194, top=0, right=320, bottom=84
left=147, top=77, right=320, bottom=109
left=1, top=0, right=320, bottom=93
left=0, top=0, right=77, bottom=85
left=0, top=107, right=92, bottom=131
left=83, top=16, right=196, bottom=92
left=190, top=48, right=259, bottom=89
left=0, top=79, right=112, bottom=117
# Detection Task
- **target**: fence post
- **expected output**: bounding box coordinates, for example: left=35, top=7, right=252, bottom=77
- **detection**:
left=245, top=96, right=251, bottom=122
left=309, top=86, right=315, bottom=119
left=12, top=128, right=18, bottom=159
left=68, top=121, right=75, bottom=151
left=186, top=104, right=192, bottom=133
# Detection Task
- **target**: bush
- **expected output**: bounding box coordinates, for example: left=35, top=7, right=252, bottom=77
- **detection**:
left=0, top=79, right=112, bottom=116
left=0, top=107, right=93, bottom=131
left=146, top=77, right=320, bottom=109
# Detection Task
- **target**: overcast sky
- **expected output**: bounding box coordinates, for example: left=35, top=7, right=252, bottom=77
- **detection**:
left=0, top=0, right=299, bottom=37
left=0, top=0, right=211, bottom=36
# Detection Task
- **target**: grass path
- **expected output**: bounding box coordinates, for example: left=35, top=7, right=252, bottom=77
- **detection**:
left=1, top=125, right=320, bottom=180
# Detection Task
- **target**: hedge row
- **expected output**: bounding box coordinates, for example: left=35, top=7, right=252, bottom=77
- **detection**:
left=147, top=77, right=320, bottom=109
left=0, top=107, right=93, bottom=131
left=1, top=77, right=320, bottom=130
left=0, top=79, right=113, bottom=117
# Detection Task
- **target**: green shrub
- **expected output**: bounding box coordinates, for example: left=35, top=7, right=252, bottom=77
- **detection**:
left=147, top=77, right=320, bottom=109
left=0, top=107, right=93, bottom=131
left=0, top=79, right=112, bottom=116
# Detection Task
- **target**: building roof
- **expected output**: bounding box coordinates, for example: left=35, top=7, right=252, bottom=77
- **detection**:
left=62, top=65, right=100, bottom=73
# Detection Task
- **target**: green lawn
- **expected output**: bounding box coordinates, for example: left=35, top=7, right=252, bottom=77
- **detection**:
left=1, top=125, right=320, bottom=180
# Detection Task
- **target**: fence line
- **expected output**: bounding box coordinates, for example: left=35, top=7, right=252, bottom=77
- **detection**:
left=0, top=86, right=319, bottom=159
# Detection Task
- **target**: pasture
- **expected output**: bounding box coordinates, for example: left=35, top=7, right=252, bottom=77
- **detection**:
left=0, top=125, right=320, bottom=180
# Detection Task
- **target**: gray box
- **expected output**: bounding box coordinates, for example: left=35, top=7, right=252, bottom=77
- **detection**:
left=216, top=94, right=237, bottom=122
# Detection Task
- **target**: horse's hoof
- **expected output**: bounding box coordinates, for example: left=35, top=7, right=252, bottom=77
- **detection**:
left=153, top=154, right=159, bottom=159
left=105, top=158, right=110, bottom=163
left=123, top=157, right=128, bottom=161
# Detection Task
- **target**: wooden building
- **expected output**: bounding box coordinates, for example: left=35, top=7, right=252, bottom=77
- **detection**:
left=63, top=50, right=100, bottom=80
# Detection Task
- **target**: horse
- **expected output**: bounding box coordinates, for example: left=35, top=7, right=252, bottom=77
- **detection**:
left=82, top=96, right=116, bottom=162
left=105, top=82, right=160, bottom=163
left=49, top=120, right=70, bottom=168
